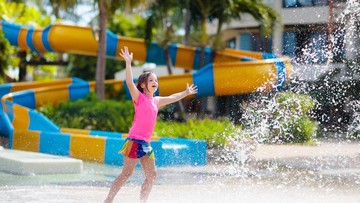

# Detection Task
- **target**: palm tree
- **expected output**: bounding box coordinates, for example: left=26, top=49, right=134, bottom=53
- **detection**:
left=95, top=0, right=108, bottom=100
left=189, top=0, right=280, bottom=67
left=215, top=0, right=279, bottom=36
left=188, top=0, right=221, bottom=68
left=31, top=0, right=142, bottom=99
left=144, top=0, right=183, bottom=75
left=49, top=0, right=141, bottom=100
left=95, top=0, right=143, bottom=100
left=183, top=0, right=191, bottom=46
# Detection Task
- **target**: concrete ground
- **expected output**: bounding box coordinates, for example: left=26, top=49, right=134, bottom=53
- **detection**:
left=1, top=140, right=360, bottom=203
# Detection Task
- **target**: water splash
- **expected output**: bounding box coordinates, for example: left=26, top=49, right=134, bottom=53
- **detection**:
left=287, top=0, right=360, bottom=138
left=346, top=100, right=360, bottom=138
left=214, top=0, right=360, bottom=179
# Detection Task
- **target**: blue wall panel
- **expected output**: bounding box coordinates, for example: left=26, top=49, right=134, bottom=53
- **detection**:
left=40, top=132, right=71, bottom=156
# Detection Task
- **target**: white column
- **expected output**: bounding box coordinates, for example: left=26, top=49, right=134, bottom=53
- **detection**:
left=345, top=17, right=359, bottom=60
left=272, top=0, right=283, bottom=55
left=236, top=34, right=241, bottom=49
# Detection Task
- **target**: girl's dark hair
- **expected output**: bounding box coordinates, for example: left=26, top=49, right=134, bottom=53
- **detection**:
left=136, top=71, right=153, bottom=93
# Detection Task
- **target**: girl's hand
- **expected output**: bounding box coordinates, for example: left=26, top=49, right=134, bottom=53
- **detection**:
left=119, top=46, right=133, bottom=63
left=186, top=83, right=198, bottom=95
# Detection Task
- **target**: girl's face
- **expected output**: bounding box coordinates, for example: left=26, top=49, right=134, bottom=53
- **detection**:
left=141, top=73, right=158, bottom=94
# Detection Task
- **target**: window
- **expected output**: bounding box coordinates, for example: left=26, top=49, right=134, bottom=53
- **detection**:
left=240, top=33, right=252, bottom=51
left=284, top=0, right=298, bottom=7
left=240, top=33, right=272, bottom=52
left=283, top=32, right=297, bottom=57
left=314, top=0, right=328, bottom=6
left=283, top=0, right=329, bottom=8
left=226, top=38, right=236, bottom=49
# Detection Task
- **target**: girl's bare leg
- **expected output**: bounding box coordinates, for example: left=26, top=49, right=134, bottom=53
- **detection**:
left=139, top=155, right=157, bottom=203
left=104, top=156, right=138, bottom=203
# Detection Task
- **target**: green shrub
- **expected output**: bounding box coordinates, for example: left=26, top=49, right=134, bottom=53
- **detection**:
left=242, top=91, right=318, bottom=144
left=275, top=91, right=315, bottom=114
left=155, top=117, right=243, bottom=148
left=39, top=93, right=241, bottom=148
left=39, top=92, right=134, bottom=132
left=39, top=90, right=318, bottom=147
left=272, top=92, right=318, bottom=143
left=275, top=115, right=318, bottom=144
left=347, top=108, right=360, bottom=139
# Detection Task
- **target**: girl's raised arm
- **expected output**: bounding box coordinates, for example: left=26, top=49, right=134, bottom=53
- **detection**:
left=120, top=46, right=139, bottom=103
left=157, top=83, right=198, bottom=107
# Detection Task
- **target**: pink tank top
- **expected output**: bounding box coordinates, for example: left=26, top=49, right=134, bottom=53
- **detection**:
left=128, top=92, right=159, bottom=143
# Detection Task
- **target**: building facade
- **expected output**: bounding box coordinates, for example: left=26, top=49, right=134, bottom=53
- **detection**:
left=209, top=0, right=359, bottom=120
left=219, top=0, right=359, bottom=64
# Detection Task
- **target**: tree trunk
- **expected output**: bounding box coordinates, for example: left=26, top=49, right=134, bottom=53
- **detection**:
left=96, top=0, right=107, bottom=100
left=17, top=51, right=27, bottom=81
left=164, top=47, right=173, bottom=75
left=199, top=16, right=208, bottom=68
left=183, top=8, right=191, bottom=46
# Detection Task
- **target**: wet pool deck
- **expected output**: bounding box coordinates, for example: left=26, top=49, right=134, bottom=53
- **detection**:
left=1, top=140, right=360, bottom=203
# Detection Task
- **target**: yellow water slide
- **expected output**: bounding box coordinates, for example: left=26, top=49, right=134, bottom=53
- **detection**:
left=0, top=20, right=292, bottom=166
left=1, top=20, right=292, bottom=97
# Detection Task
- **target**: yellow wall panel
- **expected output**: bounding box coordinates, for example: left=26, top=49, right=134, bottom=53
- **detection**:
left=12, top=105, right=30, bottom=129
left=121, top=133, right=128, bottom=138
left=105, top=79, right=124, bottom=91
left=61, top=128, right=90, bottom=135
left=70, top=135, right=105, bottom=162
left=12, top=129, right=40, bottom=152
left=34, top=87, right=69, bottom=107
left=88, top=82, right=96, bottom=92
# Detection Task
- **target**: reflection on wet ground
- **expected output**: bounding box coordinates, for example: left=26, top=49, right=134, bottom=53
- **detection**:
left=1, top=141, right=360, bottom=203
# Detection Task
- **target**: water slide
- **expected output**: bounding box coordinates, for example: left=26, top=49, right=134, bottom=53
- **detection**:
left=0, top=20, right=292, bottom=166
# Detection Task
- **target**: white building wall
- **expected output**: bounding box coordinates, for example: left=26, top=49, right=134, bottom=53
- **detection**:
left=217, top=0, right=335, bottom=55
left=223, top=3, right=330, bottom=29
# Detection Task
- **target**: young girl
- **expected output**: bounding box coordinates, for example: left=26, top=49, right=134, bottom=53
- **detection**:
left=104, top=46, right=198, bottom=203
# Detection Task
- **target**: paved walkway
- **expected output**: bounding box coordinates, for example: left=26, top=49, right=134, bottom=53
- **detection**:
left=1, top=140, right=360, bottom=203
left=253, top=141, right=360, bottom=168
left=254, top=141, right=360, bottom=159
